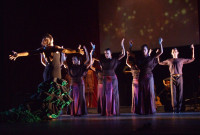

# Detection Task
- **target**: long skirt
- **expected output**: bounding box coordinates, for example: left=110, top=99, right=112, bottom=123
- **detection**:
left=70, top=78, right=87, bottom=116
left=131, top=79, right=139, bottom=113
left=101, top=75, right=120, bottom=116
left=137, top=73, right=156, bottom=115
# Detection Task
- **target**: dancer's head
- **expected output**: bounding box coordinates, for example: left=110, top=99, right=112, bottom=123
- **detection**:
left=72, top=56, right=80, bottom=65
left=141, top=44, right=149, bottom=57
left=171, top=48, right=179, bottom=58
left=104, top=48, right=112, bottom=59
left=41, top=33, right=54, bottom=46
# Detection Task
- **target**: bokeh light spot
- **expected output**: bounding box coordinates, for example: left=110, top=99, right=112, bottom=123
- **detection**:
left=181, top=9, right=186, bottom=15
left=164, top=12, right=169, bottom=16
left=165, top=20, right=169, bottom=24
left=117, top=7, right=121, bottom=12
left=169, top=0, right=173, bottom=4
left=140, top=29, right=144, bottom=36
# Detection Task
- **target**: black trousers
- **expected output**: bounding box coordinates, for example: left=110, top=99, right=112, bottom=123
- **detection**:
left=170, top=75, right=183, bottom=112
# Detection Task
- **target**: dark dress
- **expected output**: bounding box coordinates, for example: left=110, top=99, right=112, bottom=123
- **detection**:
left=0, top=46, right=73, bottom=123
left=137, top=56, right=158, bottom=115
left=68, top=64, right=88, bottom=116
left=30, top=46, right=63, bottom=81
left=100, top=58, right=120, bottom=116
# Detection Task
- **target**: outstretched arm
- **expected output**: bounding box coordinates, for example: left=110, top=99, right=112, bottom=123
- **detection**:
left=155, top=38, right=163, bottom=58
left=61, top=45, right=84, bottom=55
left=118, top=38, right=126, bottom=60
left=9, top=51, right=30, bottom=61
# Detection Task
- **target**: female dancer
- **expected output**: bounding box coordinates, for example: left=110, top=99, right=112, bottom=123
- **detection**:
left=126, top=51, right=140, bottom=113
left=90, top=58, right=103, bottom=113
left=126, top=40, right=153, bottom=113
left=100, top=38, right=125, bottom=116
left=63, top=43, right=94, bottom=116
left=8, top=34, right=83, bottom=120
left=9, top=34, right=84, bottom=82
left=136, top=38, right=163, bottom=115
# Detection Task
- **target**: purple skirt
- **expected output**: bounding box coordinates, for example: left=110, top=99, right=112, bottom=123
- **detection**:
left=70, top=78, right=87, bottom=116
left=137, top=73, right=156, bottom=115
left=101, top=75, right=120, bottom=116
left=131, top=79, right=139, bottom=113
left=97, top=83, right=103, bottom=113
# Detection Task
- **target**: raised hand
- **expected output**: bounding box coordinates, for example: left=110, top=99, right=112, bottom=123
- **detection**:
left=90, top=42, right=95, bottom=54
left=90, top=42, right=95, bottom=51
left=159, top=37, right=163, bottom=45
left=127, top=51, right=130, bottom=56
left=129, top=40, right=133, bottom=48
left=191, top=44, right=194, bottom=49
left=149, top=49, right=153, bottom=55
left=156, top=49, right=159, bottom=53
left=78, top=45, right=84, bottom=55
left=9, top=51, right=18, bottom=61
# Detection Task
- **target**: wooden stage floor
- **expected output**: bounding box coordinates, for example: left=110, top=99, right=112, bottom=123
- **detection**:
left=1, top=112, right=200, bottom=135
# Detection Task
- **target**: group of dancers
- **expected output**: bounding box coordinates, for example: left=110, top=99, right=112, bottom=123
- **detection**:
left=9, top=33, right=195, bottom=119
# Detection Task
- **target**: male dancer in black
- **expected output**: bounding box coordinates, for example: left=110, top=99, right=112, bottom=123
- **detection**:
left=158, top=45, right=195, bottom=113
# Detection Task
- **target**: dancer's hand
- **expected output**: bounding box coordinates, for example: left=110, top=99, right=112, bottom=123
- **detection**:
left=156, top=49, right=160, bottom=53
left=159, top=38, right=163, bottom=45
left=78, top=45, right=84, bottom=55
left=90, top=42, right=95, bottom=54
left=127, top=51, right=130, bottom=56
left=191, top=44, right=194, bottom=49
left=9, top=51, right=18, bottom=61
left=90, top=42, right=95, bottom=50
left=129, top=40, right=133, bottom=48
left=149, top=49, right=153, bottom=55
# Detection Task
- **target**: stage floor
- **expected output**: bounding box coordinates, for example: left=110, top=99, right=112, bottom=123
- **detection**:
left=1, top=112, right=200, bottom=135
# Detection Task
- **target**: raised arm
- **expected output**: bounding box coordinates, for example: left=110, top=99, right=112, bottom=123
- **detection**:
left=183, top=44, right=195, bottom=64
left=155, top=38, right=163, bottom=58
left=86, top=43, right=95, bottom=69
left=83, top=45, right=89, bottom=65
left=126, top=51, right=132, bottom=68
left=191, top=44, right=195, bottom=59
left=118, top=38, right=126, bottom=60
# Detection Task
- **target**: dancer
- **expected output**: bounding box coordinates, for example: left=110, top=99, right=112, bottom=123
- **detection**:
left=126, top=40, right=140, bottom=113
left=9, top=34, right=84, bottom=82
left=100, top=38, right=125, bottom=116
left=158, top=44, right=195, bottom=113
left=136, top=38, right=163, bottom=115
left=126, top=53, right=140, bottom=113
left=7, top=34, right=83, bottom=121
left=63, top=43, right=94, bottom=116
left=90, top=58, right=103, bottom=113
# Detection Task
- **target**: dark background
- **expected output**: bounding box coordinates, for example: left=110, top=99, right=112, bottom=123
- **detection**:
left=1, top=0, right=200, bottom=111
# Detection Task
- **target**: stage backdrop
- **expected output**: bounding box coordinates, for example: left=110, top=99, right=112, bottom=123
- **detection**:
left=99, top=0, right=199, bottom=53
